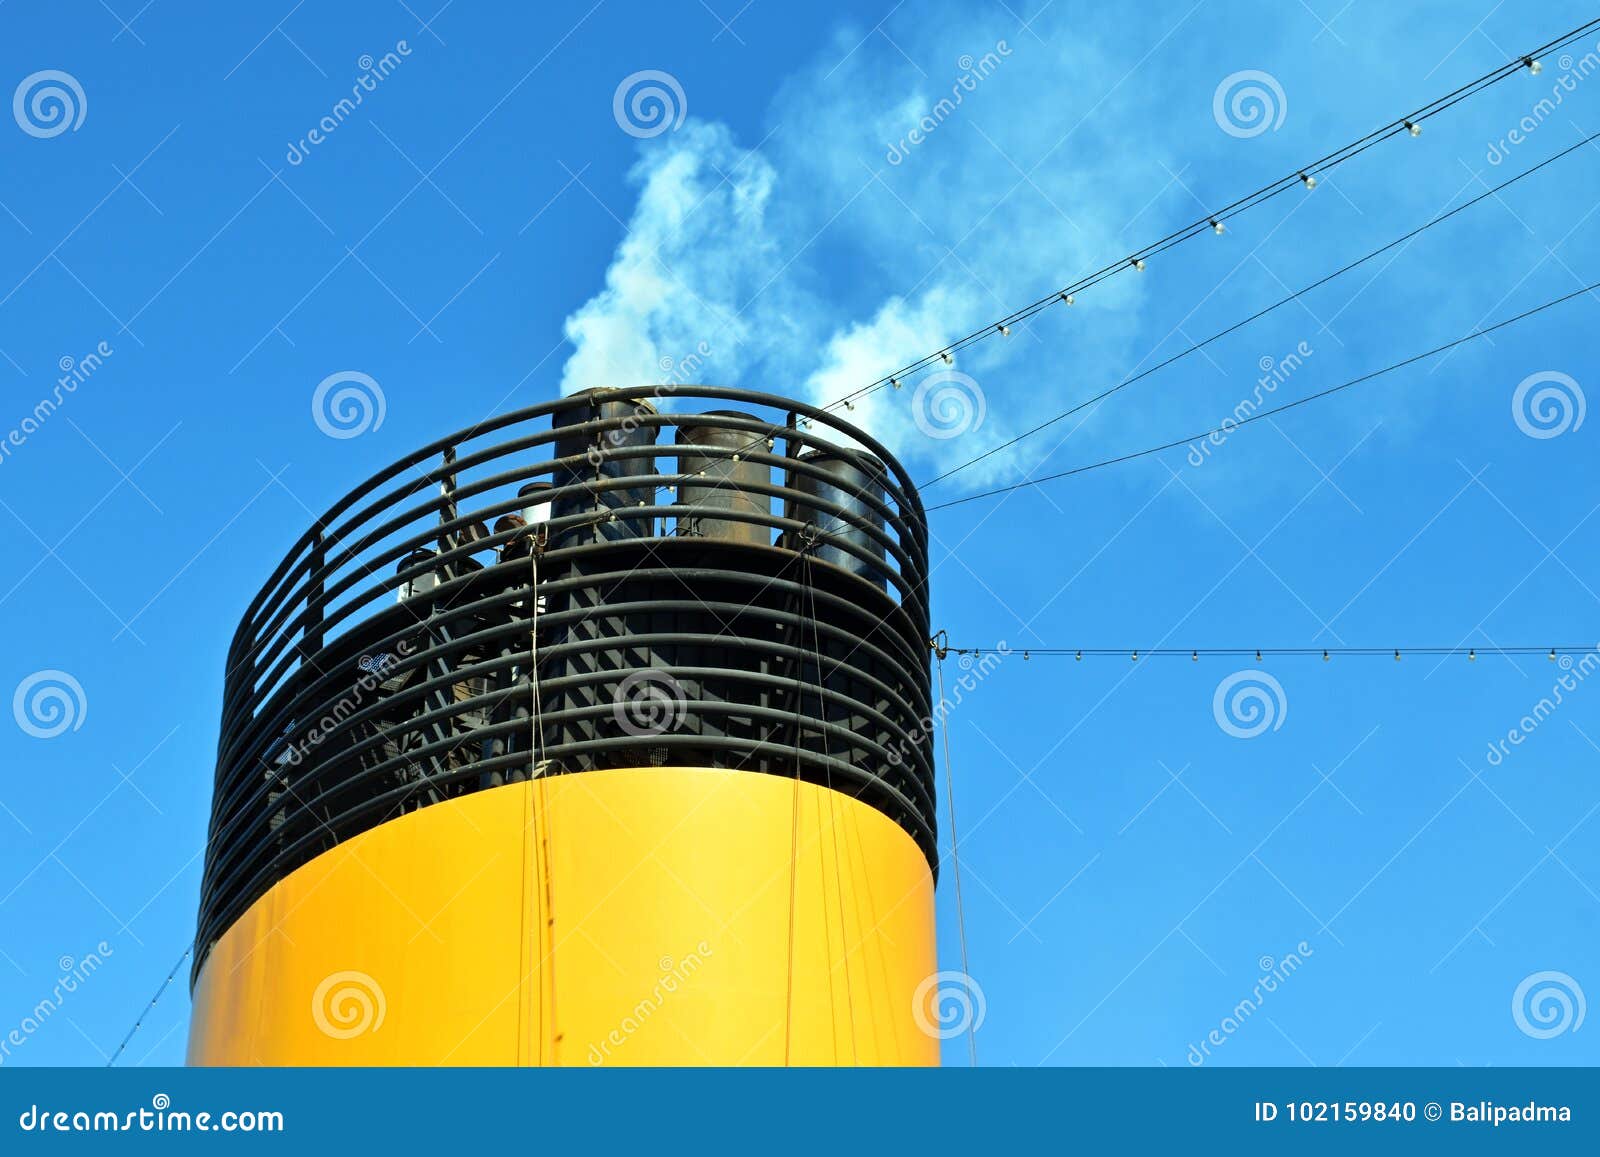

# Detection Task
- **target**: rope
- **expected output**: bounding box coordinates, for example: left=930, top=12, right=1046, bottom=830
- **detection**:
left=933, top=636, right=977, bottom=1066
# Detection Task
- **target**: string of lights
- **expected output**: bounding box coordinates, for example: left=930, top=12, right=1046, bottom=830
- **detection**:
left=652, top=19, right=1600, bottom=502
left=925, top=275, right=1600, bottom=511
left=921, top=126, right=1600, bottom=489
left=935, top=645, right=1595, bottom=662
left=105, top=943, right=191, bottom=1067
left=836, top=17, right=1600, bottom=413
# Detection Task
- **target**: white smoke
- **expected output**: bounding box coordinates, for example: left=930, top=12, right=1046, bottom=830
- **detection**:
left=559, top=121, right=786, bottom=395
left=558, top=11, right=1178, bottom=488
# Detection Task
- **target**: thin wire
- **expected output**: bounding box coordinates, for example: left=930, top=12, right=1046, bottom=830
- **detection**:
left=782, top=550, right=814, bottom=1067
left=847, top=17, right=1600, bottom=407
left=923, top=127, right=1600, bottom=489
left=933, top=648, right=977, bottom=1067
left=805, top=566, right=858, bottom=1064
left=944, top=646, right=1593, bottom=659
left=928, top=275, right=1600, bottom=511
left=106, top=944, right=192, bottom=1067
left=530, top=547, right=548, bottom=770
left=646, top=19, right=1600, bottom=501
left=528, top=546, right=560, bottom=1065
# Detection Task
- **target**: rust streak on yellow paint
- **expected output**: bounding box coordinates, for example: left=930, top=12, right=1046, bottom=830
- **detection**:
left=188, top=768, right=937, bottom=1066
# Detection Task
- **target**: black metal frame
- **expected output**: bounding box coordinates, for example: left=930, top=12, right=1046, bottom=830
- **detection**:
left=194, top=387, right=934, bottom=985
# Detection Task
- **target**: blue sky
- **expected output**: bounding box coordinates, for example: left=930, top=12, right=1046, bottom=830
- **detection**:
left=1, top=0, right=1597, bottom=1067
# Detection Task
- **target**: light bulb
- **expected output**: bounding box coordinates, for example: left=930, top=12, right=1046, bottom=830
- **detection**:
left=940, top=351, right=953, bottom=365
left=1394, top=649, right=1401, bottom=661
left=1191, top=650, right=1198, bottom=662
left=1255, top=649, right=1262, bottom=663
left=1549, top=648, right=1558, bottom=661
left=997, top=323, right=1010, bottom=337
left=1322, top=650, right=1329, bottom=662
left=1299, top=172, right=1317, bottom=189
left=1061, top=292, right=1075, bottom=305
left=1468, top=649, right=1477, bottom=661
left=1074, top=650, right=1082, bottom=661
left=890, top=377, right=902, bottom=390
left=1211, top=219, right=1225, bottom=235
left=1132, top=257, right=1146, bottom=272
left=1131, top=650, right=1138, bottom=662
left=843, top=399, right=855, bottom=410
left=1405, top=120, right=1421, bottom=137
left=1526, top=56, right=1543, bottom=74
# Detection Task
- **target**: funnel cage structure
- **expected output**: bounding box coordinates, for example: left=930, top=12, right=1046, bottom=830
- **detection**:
left=195, top=386, right=935, bottom=982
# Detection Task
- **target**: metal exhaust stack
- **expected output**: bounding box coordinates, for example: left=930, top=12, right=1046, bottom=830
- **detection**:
left=190, top=387, right=936, bottom=1067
